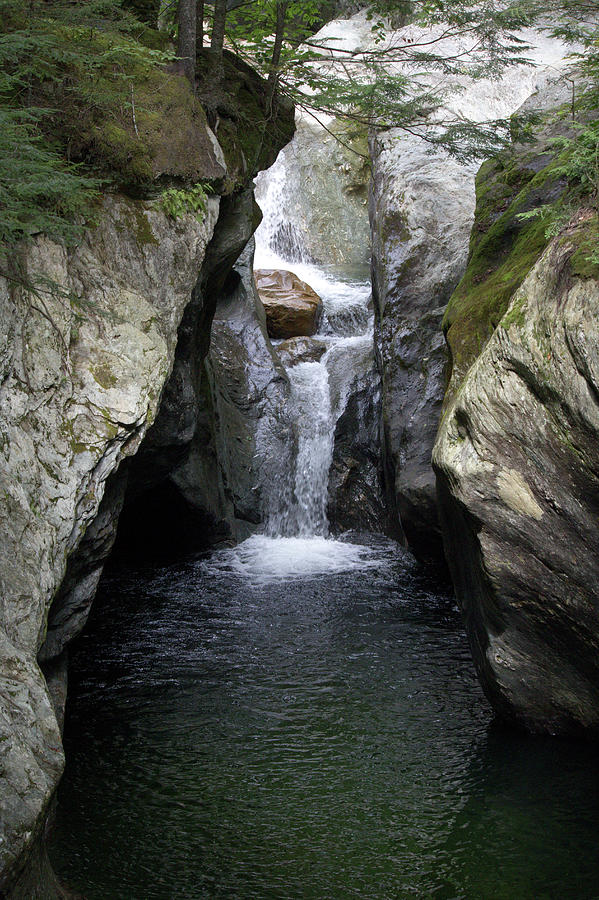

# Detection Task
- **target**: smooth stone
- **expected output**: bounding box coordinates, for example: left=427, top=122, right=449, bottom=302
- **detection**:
left=254, top=269, right=323, bottom=338
left=433, top=222, right=599, bottom=738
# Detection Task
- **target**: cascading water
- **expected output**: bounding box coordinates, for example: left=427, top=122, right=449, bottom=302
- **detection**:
left=288, top=361, right=332, bottom=536
left=253, top=152, right=375, bottom=554
left=198, top=136, right=378, bottom=577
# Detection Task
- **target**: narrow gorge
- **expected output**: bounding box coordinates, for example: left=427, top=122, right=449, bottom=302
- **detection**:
left=2, top=3, right=599, bottom=897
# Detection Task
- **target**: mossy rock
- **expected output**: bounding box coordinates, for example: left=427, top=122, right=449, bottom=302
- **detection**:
left=442, top=116, right=579, bottom=397
left=30, top=21, right=227, bottom=193
left=71, top=67, right=226, bottom=190
left=566, top=213, right=599, bottom=280
left=196, top=49, right=295, bottom=193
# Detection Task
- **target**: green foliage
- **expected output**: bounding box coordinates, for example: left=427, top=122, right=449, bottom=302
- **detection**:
left=0, top=0, right=173, bottom=256
left=550, top=121, right=599, bottom=200
left=223, top=0, right=548, bottom=161
left=157, top=182, right=213, bottom=219
left=0, top=107, right=100, bottom=249
left=515, top=119, right=599, bottom=264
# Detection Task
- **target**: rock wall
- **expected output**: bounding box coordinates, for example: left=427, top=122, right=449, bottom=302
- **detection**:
left=0, top=48, right=295, bottom=893
left=432, top=78, right=599, bottom=735
left=173, top=239, right=294, bottom=541
left=327, top=364, right=391, bottom=534
left=433, top=214, right=599, bottom=736
left=369, top=30, right=572, bottom=560
left=254, top=113, right=371, bottom=270
left=0, top=194, right=220, bottom=893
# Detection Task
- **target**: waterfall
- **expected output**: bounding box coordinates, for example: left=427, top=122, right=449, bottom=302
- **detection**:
left=288, top=361, right=333, bottom=537
left=254, top=146, right=310, bottom=264
left=254, top=148, right=375, bottom=541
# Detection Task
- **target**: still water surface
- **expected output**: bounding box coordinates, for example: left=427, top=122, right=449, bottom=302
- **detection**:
left=50, top=536, right=599, bottom=899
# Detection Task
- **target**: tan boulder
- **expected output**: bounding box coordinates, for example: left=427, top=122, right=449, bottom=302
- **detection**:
left=255, top=268, right=323, bottom=338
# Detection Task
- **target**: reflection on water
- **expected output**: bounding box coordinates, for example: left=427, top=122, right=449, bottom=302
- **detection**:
left=50, top=537, right=599, bottom=899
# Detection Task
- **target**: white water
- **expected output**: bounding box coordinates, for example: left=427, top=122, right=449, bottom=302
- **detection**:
left=255, top=154, right=375, bottom=538
left=201, top=534, right=393, bottom=583
left=223, top=142, right=380, bottom=576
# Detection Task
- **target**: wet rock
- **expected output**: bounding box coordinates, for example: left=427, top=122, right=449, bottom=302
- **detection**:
left=433, top=216, right=599, bottom=737
left=327, top=367, right=391, bottom=535
left=254, top=112, right=371, bottom=269
left=172, top=241, right=294, bottom=537
left=255, top=268, right=323, bottom=338
left=276, top=336, right=328, bottom=367
left=115, top=191, right=293, bottom=551
left=38, top=469, right=129, bottom=664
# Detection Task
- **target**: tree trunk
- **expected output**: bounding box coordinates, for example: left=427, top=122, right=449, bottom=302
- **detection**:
left=177, top=0, right=197, bottom=87
left=210, top=0, right=227, bottom=53
left=266, top=2, right=288, bottom=111
left=196, top=0, right=204, bottom=50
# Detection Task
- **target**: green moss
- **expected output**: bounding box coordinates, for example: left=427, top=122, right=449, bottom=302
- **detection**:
left=566, top=215, right=599, bottom=280
left=91, top=363, right=117, bottom=389
left=70, top=441, right=90, bottom=455
left=130, top=206, right=158, bottom=246
left=442, top=137, right=571, bottom=393
left=382, top=209, right=411, bottom=245
left=501, top=293, right=528, bottom=330
left=88, top=122, right=153, bottom=184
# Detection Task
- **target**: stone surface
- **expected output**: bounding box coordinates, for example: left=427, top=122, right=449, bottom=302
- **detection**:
left=369, top=29, right=573, bottom=560
left=254, top=112, right=371, bottom=269
left=276, top=336, right=328, bottom=367
left=441, top=81, right=575, bottom=402
left=165, top=239, right=294, bottom=541
left=0, top=194, right=219, bottom=893
left=433, top=216, right=599, bottom=736
left=113, top=191, right=293, bottom=553
left=198, top=242, right=295, bottom=534
left=327, top=366, right=391, bottom=535
left=255, top=269, right=323, bottom=338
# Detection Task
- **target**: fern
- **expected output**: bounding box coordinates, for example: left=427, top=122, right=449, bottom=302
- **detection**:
left=157, top=183, right=214, bottom=220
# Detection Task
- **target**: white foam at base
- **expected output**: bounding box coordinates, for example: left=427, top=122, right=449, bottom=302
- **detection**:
left=201, top=535, right=392, bottom=582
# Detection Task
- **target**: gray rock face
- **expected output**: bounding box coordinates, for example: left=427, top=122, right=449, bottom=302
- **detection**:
left=38, top=469, right=128, bottom=665
left=368, top=35, right=573, bottom=560
left=276, top=336, right=328, bottom=367
left=117, top=192, right=293, bottom=550
left=114, top=189, right=262, bottom=552
left=327, top=366, right=390, bottom=535
left=168, top=239, right=294, bottom=541
left=0, top=194, right=219, bottom=892
left=433, top=221, right=599, bottom=736
left=369, top=132, right=473, bottom=557
left=200, top=242, right=294, bottom=534
left=254, top=114, right=371, bottom=270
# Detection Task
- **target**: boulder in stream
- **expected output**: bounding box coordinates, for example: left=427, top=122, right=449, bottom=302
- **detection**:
left=255, top=268, right=323, bottom=338
left=276, top=336, right=328, bottom=367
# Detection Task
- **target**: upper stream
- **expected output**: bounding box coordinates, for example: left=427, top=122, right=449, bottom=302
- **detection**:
left=48, top=128, right=599, bottom=899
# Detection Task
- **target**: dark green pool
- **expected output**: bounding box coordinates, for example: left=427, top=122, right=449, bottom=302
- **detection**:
left=49, top=535, right=599, bottom=899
